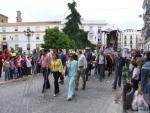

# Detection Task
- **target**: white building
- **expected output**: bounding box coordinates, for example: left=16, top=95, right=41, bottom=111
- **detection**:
left=121, top=29, right=144, bottom=50
left=0, top=18, right=110, bottom=52
left=0, top=21, right=61, bottom=51
left=81, top=20, right=108, bottom=44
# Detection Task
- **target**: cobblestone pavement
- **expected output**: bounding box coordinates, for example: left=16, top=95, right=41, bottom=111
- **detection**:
left=0, top=72, right=123, bottom=113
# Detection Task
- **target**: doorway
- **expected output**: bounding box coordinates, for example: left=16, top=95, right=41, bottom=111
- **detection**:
left=2, top=42, right=8, bottom=51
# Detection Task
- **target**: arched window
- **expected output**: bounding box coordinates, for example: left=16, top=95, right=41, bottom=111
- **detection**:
left=130, top=35, right=132, bottom=40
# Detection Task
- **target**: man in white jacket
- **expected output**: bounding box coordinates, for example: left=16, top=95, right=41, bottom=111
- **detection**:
left=75, top=50, right=87, bottom=90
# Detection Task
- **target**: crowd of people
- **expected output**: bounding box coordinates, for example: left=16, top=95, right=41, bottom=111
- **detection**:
left=120, top=50, right=150, bottom=113
left=0, top=48, right=41, bottom=81
left=1, top=47, right=150, bottom=112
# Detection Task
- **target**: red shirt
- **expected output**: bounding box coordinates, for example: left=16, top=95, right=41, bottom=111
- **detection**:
left=0, top=55, right=4, bottom=62
left=3, top=52, right=11, bottom=60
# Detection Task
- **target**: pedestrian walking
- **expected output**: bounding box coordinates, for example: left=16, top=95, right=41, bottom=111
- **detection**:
left=40, top=49, right=51, bottom=93
left=58, top=49, right=67, bottom=84
left=50, top=53, right=63, bottom=97
left=113, top=52, right=125, bottom=89
left=75, top=51, right=87, bottom=90
left=85, top=49, right=92, bottom=81
left=66, top=53, right=78, bottom=101
left=96, top=51, right=104, bottom=81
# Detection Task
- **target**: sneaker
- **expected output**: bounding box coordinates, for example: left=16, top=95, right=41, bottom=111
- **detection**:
left=67, top=97, right=72, bottom=101
left=53, top=94, right=56, bottom=97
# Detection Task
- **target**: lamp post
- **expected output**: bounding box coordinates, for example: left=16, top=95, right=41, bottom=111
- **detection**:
left=24, top=28, right=34, bottom=55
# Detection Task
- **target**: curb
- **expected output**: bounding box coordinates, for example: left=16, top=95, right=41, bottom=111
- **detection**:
left=0, top=76, right=30, bottom=85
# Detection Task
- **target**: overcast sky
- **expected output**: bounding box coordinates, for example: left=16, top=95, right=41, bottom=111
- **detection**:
left=0, top=0, right=144, bottom=29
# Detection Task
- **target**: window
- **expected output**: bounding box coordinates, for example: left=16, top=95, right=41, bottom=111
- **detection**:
left=130, top=35, right=132, bottom=40
left=3, top=37, right=6, bottom=40
left=98, top=29, right=101, bottom=34
left=36, top=34, right=40, bottom=40
left=130, top=40, right=132, bottom=44
left=124, top=36, right=127, bottom=40
left=35, top=26, right=40, bottom=31
left=15, top=44, right=19, bottom=50
left=15, top=28, right=18, bottom=32
left=88, top=32, right=94, bottom=39
left=3, top=35, right=6, bottom=40
left=136, top=36, right=138, bottom=43
left=2, top=27, right=6, bottom=32
left=15, top=34, right=19, bottom=41
left=15, top=27, right=18, bottom=32
left=89, top=26, right=93, bottom=31
left=36, top=37, right=39, bottom=40
left=130, top=44, right=132, bottom=49
left=124, top=41, right=127, bottom=46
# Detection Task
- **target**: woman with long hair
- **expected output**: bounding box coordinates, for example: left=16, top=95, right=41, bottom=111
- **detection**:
left=50, top=53, right=63, bottom=97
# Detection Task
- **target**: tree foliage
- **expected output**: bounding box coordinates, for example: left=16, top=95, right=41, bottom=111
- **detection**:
left=41, top=27, right=75, bottom=49
left=63, top=1, right=95, bottom=49
left=63, top=1, right=81, bottom=36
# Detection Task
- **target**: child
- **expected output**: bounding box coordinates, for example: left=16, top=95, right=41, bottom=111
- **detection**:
left=10, top=57, right=15, bottom=79
left=26, top=56, right=32, bottom=75
left=132, top=83, right=149, bottom=113
left=3, top=58, right=10, bottom=81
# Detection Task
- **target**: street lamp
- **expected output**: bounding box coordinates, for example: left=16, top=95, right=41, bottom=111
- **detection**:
left=24, top=28, right=34, bottom=55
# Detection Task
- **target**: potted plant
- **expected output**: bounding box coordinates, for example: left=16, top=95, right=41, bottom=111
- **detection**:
left=122, top=64, right=131, bottom=83
left=122, top=64, right=132, bottom=112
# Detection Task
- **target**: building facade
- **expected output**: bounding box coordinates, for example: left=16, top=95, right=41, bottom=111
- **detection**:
left=0, top=17, right=109, bottom=52
left=142, top=0, right=150, bottom=51
left=0, top=14, right=8, bottom=23
left=0, top=21, right=61, bottom=51
left=121, top=29, right=144, bottom=50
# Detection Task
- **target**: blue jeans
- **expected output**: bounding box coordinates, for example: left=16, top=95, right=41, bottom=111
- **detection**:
left=4, top=68, right=10, bottom=81
left=42, top=68, right=50, bottom=90
left=97, top=64, right=104, bottom=81
left=10, top=69, right=15, bottom=79
left=113, top=67, right=122, bottom=89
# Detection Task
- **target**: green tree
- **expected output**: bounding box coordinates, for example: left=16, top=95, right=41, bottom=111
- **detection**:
left=63, top=1, right=95, bottom=49
left=41, top=27, right=75, bottom=49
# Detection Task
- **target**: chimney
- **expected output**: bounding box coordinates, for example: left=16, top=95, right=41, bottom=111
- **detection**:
left=16, top=11, right=22, bottom=22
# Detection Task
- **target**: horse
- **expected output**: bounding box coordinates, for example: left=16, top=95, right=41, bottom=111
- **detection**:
left=104, top=53, right=115, bottom=76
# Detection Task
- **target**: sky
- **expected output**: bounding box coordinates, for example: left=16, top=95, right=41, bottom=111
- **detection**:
left=0, top=0, right=144, bottom=30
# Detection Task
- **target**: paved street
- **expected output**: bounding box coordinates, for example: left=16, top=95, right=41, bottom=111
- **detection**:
left=0, top=72, right=123, bottom=113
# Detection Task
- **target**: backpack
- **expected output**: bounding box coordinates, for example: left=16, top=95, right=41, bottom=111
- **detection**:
left=3, top=60, right=10, bottom=69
